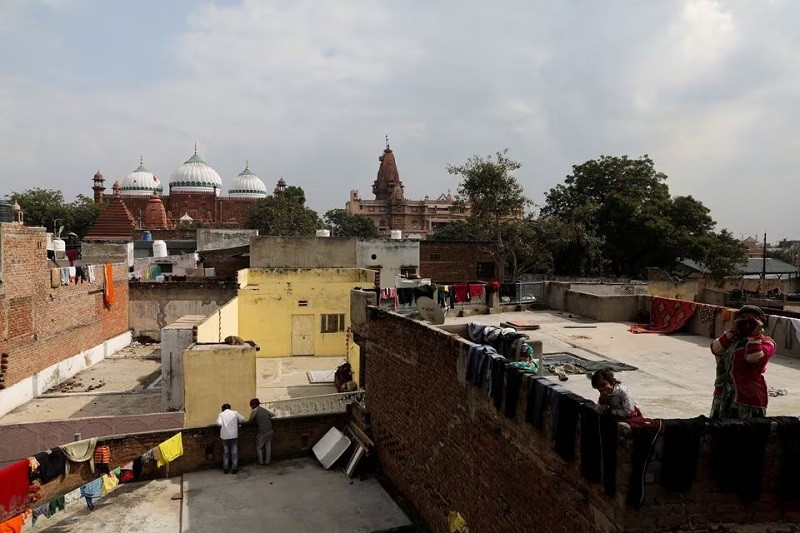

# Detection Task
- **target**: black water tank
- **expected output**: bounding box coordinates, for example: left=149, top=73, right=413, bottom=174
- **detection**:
left=0, top=201, right=12, bottom=223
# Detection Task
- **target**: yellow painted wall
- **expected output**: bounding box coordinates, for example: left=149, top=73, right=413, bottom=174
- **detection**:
left=237, top=268, right=374, bottom=358
left=183, top=344, right=256, bottom=427
left=196, top=298, right=240, bottom=343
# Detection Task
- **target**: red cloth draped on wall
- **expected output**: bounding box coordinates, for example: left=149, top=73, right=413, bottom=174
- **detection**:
left=630, top=297, right=697, bottom=334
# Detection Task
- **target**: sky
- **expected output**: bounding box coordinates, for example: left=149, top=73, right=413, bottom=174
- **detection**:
left=1, top=0, right=798, bottom=240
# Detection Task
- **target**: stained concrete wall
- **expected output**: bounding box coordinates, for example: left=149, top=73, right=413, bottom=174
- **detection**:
left=161, top=316, right=206, bottom=411
left=356, top=240, right=420, bottom=288
left=128, top=280, right=237, bottom=340
left=565, top=290, right=648, bottom=322
left=0, top=411, right=184, bottom=468
left=81, top=241, right=134, bottom=267
left=196, top=228, right=258, bottom=252
left=250, top=236, right=357, bottom=268
left=183, top=343, right=257, bottom=427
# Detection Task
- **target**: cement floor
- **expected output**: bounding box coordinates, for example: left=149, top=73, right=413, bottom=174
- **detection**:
left=0, top=344, right=163, bottom=425
left=182, top=458, right=412, bottom=533
left=445, top=310, right=800, bottom=418
left=37, top=478, right=181, bottom=532
left=256, top=356, right=342, bottom=401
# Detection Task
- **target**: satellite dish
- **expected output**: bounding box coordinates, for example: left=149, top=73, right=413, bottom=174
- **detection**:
left=416, top=296, right=445, bottom=325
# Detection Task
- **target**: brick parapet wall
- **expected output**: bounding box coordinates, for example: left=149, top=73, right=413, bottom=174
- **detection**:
left=0, top=413, right=344, bottom=522
left=356, top=307, right=800, bottom=533
left=419, top=241, right=497, bottom=282
left=0, top=224, right=129, bottom=388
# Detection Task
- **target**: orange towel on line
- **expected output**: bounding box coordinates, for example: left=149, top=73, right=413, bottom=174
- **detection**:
left=103, top=264, right=115, bottom=306
left=93, top=445, right=111, bottom=465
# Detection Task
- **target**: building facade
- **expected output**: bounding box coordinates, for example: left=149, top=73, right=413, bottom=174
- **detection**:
left=346, top=143, right=469, bottom=237
left=87, top=150, right=283, bottom=240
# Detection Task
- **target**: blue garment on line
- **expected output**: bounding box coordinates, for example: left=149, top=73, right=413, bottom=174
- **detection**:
left=80, top=477, right=103, bottom=499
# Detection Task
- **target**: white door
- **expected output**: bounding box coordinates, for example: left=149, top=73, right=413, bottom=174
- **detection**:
left=291, top=315, right=315, bottom=356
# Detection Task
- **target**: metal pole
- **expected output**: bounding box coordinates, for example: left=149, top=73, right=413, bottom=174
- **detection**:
left=762, top=232, right=767, bottom=283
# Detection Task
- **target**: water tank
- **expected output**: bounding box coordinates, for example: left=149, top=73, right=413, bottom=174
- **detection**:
left=152, top=240, right=168, bottom=258
left=390, top=230, right=402, bottom=240
left=53, top=239, right=66, bottom=255
left=141, top=231, right=153, bottom=242
left=0, top=200, right=12, bottom=223
left=316, top=229, right=331, bottom=238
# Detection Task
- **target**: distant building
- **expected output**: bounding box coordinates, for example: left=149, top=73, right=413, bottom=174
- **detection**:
left=742, top=236, right=764, bottom=258
left=86, top=150, right=281, bottom=241
left=346, top=142, right=469, bottom=237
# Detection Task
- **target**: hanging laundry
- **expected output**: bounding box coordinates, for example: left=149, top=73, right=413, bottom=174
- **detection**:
left=65, top=249, right=77, bottom=266
left=87, top=265, right=96, bottom=284
left=68, top=266, right=77, bottom=284
left=60, top=437, right=97, bottom=474
left=132, top=457, right=144, bottom=480
left=32, top=448, right=67, bottom=484
left=63, top=488, right=82, bottom=506
left=627, top=417, right=663, bottom=508
left=660, top=417, right=706, bottom=491
left=453, top=283, right=469, bottom=303
left=0, top=509, right=32, bottom=533
left=524, top=377, right=552, bottom=429
left=49, top=495, right=65, bottom=514
left=551, top=390, right=584, bottom=462
left=397, top=288, right=414, bottom=305
left=75, top=266, right=87, bottom=283
left=59, top=268, right=69, bottom=286
left=93, top=444, right=111, bottom=474
left=103, top=264, right=115, bottom=306
left=579, top=402, right=602, bottom=483
left=101, top=473, right=119, bottom=495
left=468, top=283, right=484, bottom=299
left=710, top=418, right=771, bottom=502
left=157, top=432, right=184, bottom=467
left=80, top=477, right=103, bottom=510
left=503, top=366, right=523, bottom=419
left=141, top=448, right=156, bottom=464
left=0, top=459, right=34, bottom=513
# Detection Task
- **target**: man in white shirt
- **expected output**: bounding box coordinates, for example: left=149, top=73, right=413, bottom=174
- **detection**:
left=216, top=403, right=245, bottom=474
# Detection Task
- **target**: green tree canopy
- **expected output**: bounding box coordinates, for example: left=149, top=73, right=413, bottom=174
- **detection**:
left=323, top=209, right=379, bottom=239
left=697, top=230, right=748, bottom=285
left=543, top=155, right=726, bottom=277
left=428, top=219, right=487, bottom=241
left=245, top=187, right=322, bottom=236
left=6, top=188, right=105, bottom=240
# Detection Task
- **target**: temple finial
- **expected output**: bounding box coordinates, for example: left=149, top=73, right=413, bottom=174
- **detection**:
left=140, top=154, right=144, bottom=166
left=245, top=160, right=249, bottom=171
left=385, top=134, right=390, bottom=150
left=194, top=142, right=198, bottom=156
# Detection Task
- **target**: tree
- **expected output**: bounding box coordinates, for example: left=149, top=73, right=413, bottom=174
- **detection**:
left=543, top=155, right=728, bottom=277
left=245, top=187, right=322, bottom=236
left=699, top=230, right=748, bottom=285
left=6, top=188, right=105, bottom=239
left=447, top=149, right=530, bottom=279
left=323, top=209, right=379, bottom=239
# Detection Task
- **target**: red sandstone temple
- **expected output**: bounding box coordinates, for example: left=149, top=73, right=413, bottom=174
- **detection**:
left=86, top=150, right=285, bottom=241
left=346, top=141, right=469, bottom=237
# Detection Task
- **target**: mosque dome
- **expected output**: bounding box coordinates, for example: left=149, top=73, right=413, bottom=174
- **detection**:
left=119, top=159, right=163, bottom=197
left=169, top=148, right=223, bottom=195
left=228, top=163, right=268, bottom=198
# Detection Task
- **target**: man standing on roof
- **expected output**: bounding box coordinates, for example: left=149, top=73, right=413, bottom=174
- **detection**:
left=248, top=398, right=276, bottom=465
left=710, top=305, right=776, bottom=418
left=216, top=403, right=244, bottom=474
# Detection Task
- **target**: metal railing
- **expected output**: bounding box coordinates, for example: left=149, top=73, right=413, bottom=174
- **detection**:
left=264, top=390, right=365, bottom=418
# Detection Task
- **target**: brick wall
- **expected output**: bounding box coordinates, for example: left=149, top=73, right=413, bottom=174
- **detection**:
left=0, top=224, right=129, bottom=389
left=419, top=241, right=498, bottom=282
left=355, top=308, right=800, bottom=533
left=0, top=413, right=345, bottom=522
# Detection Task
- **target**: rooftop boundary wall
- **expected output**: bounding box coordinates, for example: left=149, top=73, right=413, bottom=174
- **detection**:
left=355, top=307, right=800, bottom=532
left=0, top=412, right=345, bottom=523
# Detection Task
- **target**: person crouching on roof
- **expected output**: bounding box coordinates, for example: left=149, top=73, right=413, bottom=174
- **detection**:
left=591, top=369, right=642, bottom=418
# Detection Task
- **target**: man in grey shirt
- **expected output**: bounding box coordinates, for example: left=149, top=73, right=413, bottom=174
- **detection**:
left=249, top=398, right=276, bottom=465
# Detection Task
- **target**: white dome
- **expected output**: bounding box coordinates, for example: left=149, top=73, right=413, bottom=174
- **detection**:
left=228, top=163, right=267, bottom=198
left=120, top=161, right=163, bottom=197
left=169, top=151, right=223, bottom=195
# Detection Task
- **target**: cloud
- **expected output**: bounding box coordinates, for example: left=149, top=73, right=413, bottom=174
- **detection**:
left=0, top=0, right=799, bottom=239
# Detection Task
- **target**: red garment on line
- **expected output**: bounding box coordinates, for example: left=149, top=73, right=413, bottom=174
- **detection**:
left=453, top=283, right=469, bottom=303
left=0, top=460, right=30, bottom=513
left=103, top=263, right=115, bottom=306
left=468, top=283, right=484, bottom=298
left=629, top=297, right=697, bottom=334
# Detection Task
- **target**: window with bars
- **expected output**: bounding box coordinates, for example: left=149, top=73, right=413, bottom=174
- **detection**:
left=321, top=313, right=345, bottom=333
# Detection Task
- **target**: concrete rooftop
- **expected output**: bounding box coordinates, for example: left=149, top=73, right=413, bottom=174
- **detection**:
left=257, top=356, right=343, bottom=401
left=445, top=310, right=800, bottom=419
left=0, top=343, right=162, bottom=425
left=38, top=459, right=412, bottom=532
